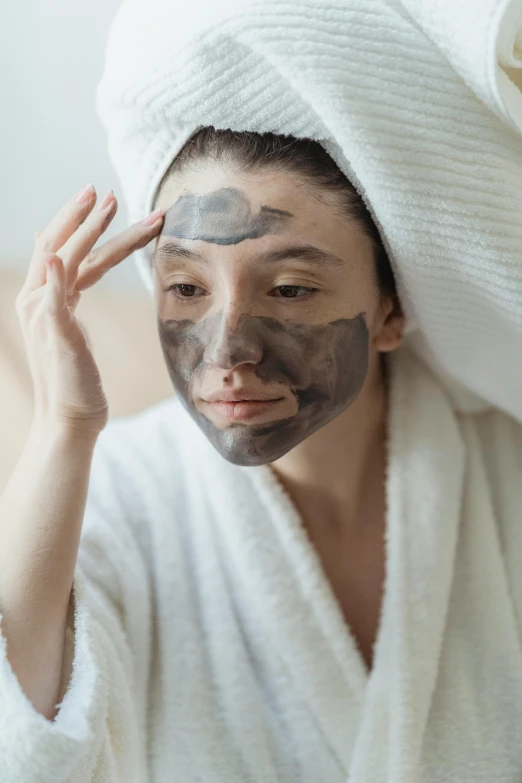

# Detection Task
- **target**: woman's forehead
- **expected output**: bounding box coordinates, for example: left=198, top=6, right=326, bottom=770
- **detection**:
left=152, top=164, right=372, bottom=262
left=156, top=164, right=331, bottom=221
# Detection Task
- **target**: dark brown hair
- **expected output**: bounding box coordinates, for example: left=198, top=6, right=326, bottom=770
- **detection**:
left=155, top=125, right=397, bottom=299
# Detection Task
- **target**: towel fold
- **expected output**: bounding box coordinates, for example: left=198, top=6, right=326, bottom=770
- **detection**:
left=96, top=0, right=522, bottom=423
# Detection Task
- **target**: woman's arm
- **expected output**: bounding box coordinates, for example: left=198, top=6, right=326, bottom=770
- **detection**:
left=0, top=184, right=162, bottom=781
left=0, top=421, right=99, bottom=721
left=0, top=419, right=151, bottom=783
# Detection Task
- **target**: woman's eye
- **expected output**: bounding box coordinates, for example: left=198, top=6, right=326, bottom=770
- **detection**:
left=168, top=283, right=204, bottom=299
left=271, top=285, right=317, bottom=299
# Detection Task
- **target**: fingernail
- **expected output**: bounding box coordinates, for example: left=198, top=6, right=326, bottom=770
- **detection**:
left=141, top=208, right=163, bottom=226
left=75, top=183, right=95, bottom=204
left=97, top=188, right=114, bottom=211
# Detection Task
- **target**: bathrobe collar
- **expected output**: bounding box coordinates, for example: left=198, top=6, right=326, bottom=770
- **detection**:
left=183, top=342, right=465, bottom=777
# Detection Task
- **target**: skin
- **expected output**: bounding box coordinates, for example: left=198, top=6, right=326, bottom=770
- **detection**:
left=152, top=163, right=404, bottom=534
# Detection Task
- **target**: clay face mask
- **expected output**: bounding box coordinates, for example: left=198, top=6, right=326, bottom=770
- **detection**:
left=161, top=186, right=293, bottom=243
left=155, top=186, right=370, bottom=466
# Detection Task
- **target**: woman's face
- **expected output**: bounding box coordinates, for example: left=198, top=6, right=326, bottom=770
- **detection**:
left=152, top=163, right=396, bottom=466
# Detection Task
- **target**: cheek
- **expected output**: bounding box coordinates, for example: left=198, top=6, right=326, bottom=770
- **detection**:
left=287, top=314, right=369, bottom=410
left=327, top=315, right=369, bottom=405
left=259, top=328, right=314, bottom=386
left=157, top=319, right=205, bottom=388
left=274, top=315, right=368, bottom=381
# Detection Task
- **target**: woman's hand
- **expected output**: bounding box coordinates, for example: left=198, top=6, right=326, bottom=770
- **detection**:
left=15, top=183, right=164, bottom=436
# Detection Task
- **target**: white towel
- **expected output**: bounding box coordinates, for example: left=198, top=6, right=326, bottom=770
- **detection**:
left=95, top=0, right=522, bottom=424
left=1, top=343, right=522, bottom=781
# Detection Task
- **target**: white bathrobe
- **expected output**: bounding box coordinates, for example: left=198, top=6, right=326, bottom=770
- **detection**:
left=1, top=342, right=522, bottom=782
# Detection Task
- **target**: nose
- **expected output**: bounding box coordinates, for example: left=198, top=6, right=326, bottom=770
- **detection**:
left=203, top=310, right=264, bottom=370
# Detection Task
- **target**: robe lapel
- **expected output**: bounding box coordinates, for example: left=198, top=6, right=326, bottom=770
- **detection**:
left=349, top=345, right=465, bottom=782
left=185, top=341, right=465, bottom=780
left=170, top=398, right=361, bottom=777
left=202, top=446, right=369, bottom=774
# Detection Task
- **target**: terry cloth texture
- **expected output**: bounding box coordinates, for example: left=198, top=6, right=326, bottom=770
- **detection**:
left=95, top=0, right=522, bottom=424
left=1, top=343, right=522, bottom=782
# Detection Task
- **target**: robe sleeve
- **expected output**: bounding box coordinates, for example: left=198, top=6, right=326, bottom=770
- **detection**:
left=0, top=426, right=152, bottom=783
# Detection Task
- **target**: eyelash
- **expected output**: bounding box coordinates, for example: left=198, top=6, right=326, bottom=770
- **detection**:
left=166, top=284, right=318, bottom=302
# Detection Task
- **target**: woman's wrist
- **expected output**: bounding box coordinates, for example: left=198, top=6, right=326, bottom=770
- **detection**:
left=28, top=415, right=102, bottom=447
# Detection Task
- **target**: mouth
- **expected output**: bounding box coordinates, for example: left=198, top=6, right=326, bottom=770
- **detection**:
left=203, top=398, right=285, bottom=423
left=205, top=388, right=284, bottom=402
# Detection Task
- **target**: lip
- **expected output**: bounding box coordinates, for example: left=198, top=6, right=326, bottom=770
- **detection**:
left=205, top=389, right=284, bottom=403
left=205, top=399, right=284, bottom=423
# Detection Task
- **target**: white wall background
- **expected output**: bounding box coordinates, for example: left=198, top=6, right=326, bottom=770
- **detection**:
left=0, top=0, right=145, bottom=292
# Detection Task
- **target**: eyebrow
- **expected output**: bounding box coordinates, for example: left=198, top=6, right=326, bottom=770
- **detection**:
left=152, top=238, right=346, bottom=269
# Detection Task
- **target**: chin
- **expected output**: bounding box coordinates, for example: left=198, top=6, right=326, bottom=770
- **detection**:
left=215, top=449, right=277, bottom=467
left=205, top=424, right=301, bottom=467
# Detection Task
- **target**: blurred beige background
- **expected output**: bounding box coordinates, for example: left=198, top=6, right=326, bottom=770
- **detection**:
left=0, top=1, right=174, bottom=493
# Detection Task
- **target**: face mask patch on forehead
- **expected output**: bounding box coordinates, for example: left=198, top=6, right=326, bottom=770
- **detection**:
left=161, top=187, right=294, bottom=245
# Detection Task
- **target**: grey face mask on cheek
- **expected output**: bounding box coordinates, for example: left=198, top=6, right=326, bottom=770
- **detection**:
left=157, top=311, right=369, bottom=465
left=155, top=185, right=370, bottom=465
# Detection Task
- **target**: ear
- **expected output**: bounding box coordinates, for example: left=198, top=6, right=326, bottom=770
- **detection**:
left=373, top=293, right=405, bottom=352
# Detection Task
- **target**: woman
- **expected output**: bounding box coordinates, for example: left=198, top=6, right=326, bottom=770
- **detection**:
left=2, top=1, right=522, bottom=781
left=150, top=126, right=404, bottom=667
left=0, top=123, right=405, bottom=775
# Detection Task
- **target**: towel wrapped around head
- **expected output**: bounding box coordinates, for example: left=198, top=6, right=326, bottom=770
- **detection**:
left=95, top=0, right=522, bottom=423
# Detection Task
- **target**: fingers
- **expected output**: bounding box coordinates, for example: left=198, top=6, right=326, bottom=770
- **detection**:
left=58, top=189, right=118, bottom=291
left=74, top=209, right=164, bottom=291
left=39, top=254, right=81, bottom=348
left=23, top=184, right=164, bottom=302
left=42, top=254, right=67, bottom=320
left=25, top=184, right=98, bottom=293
